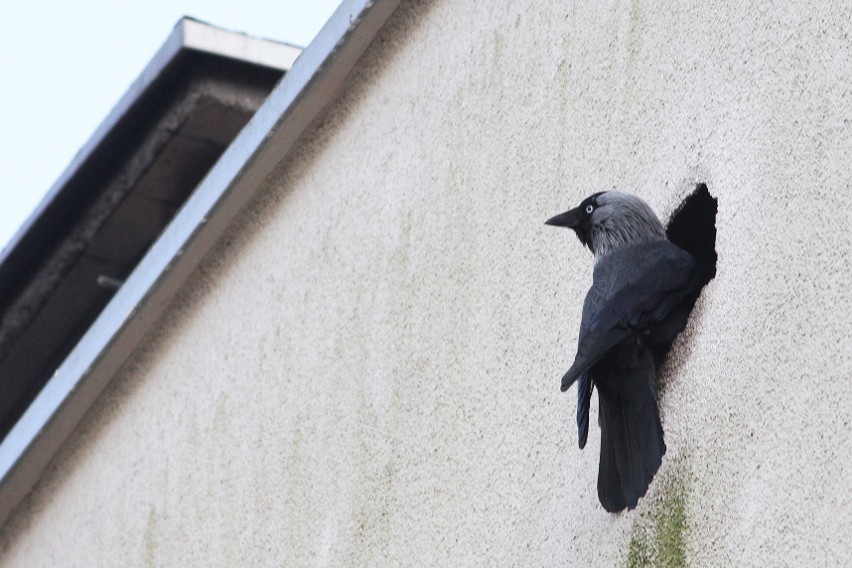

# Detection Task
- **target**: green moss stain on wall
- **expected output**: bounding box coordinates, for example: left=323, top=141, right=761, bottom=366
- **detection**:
left=626, top=464, right=690, bottom=568
left=627, top=528, right=654, bottom=568
left=144, top=506, right=159, bottom=568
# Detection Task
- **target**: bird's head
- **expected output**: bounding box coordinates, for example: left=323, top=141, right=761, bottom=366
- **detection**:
left=546, top=191, right=667, bottom=258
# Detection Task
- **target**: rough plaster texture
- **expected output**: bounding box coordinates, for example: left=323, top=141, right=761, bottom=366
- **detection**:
left=1, top=0, right=851, bottom=565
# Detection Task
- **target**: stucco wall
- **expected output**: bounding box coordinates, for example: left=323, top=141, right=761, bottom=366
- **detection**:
left=1, top=0, right=850, bottom=565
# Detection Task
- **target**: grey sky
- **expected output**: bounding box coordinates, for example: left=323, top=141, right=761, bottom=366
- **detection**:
left=0, top=0, right=341, bottom=251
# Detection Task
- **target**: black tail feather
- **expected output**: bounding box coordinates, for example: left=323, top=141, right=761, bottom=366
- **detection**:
left=597, top=413, right=628, bottom=512
left=577, top=374, right=593, bottom=449
left=596, top=384, right=666, bottom=512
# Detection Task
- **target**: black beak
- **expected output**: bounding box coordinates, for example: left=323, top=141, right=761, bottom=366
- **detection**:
left=545, top=207, right=582, bottom=228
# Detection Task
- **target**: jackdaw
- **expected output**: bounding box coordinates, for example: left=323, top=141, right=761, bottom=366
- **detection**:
left=546, top=191, right=700, bottom=512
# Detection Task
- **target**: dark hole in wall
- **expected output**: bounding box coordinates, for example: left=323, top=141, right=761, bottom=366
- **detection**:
left=666, top=183, right=717, bottom=289
left=654, top=183, right=717, bottom=393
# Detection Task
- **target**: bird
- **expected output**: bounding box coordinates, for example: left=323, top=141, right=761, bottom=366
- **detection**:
left=546, top=191, right=701, bottom=512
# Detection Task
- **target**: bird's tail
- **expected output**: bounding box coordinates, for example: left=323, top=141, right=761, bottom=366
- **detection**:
left=596, top=380, right=666, bottom=512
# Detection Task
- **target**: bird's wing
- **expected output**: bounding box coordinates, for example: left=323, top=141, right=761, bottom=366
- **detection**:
left=561, top=247, right=698, bottom=392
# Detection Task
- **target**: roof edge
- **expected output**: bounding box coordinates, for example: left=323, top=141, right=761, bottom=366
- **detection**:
left=0, top=0, right=402, bottom=528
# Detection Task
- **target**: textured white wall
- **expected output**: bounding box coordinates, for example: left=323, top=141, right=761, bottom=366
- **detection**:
left=1, top=0, right=851, bottom=565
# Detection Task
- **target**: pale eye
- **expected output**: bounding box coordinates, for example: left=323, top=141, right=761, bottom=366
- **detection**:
left=585, top=204, right=594, bottom=214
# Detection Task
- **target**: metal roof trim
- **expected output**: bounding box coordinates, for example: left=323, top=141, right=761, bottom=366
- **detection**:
left=180, top=18, right=303, bottom=70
